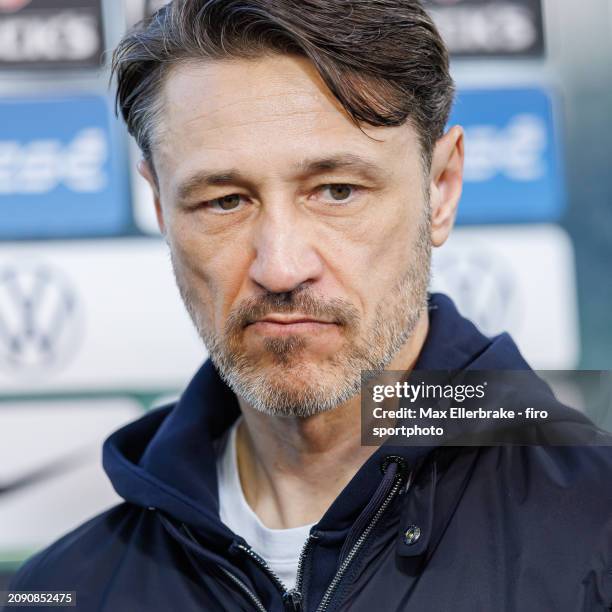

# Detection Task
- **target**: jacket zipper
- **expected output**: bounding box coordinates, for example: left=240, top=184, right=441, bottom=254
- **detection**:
left=238, top=532, right=317, bottom=611
left=181, top=524, right=270, bottom=612
left=237, top=460, right=407, bottom=612
left=293, top=532, right=317, bottom=605
left=315, top=468, right=406, bottom=612
left=217, top=564, right=268, bottom=612
left=182, top=518, right=314, bottom=612
left=181, top=458, right=407, bottom=612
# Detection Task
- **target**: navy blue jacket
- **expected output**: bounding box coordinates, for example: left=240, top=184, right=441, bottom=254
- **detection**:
left=7, top=294, right=612, bottom=611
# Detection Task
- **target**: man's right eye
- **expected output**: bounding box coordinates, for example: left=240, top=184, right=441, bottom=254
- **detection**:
left=203, top=194, right=247, bottom=212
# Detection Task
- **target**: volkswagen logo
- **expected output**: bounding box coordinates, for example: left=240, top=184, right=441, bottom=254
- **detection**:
left=432, top=250, right=520, bottom=336
left=0, top=262, right=83, bottom=375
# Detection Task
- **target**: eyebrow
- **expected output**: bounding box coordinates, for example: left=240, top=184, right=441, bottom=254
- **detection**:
left=176, top=153, right=389, bottom=202
left=294, top=154, right=390, bottom=182
left=176, top=171, right=243, bottom=202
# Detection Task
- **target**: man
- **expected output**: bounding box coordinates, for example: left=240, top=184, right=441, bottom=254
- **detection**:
left=8, top=1, right=612, bottom=610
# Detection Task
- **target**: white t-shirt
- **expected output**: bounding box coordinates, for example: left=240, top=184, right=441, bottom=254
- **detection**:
left=216, top=418, right=315, bottom=591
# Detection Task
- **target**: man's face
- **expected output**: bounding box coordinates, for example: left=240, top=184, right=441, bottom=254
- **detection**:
left=147, top=54, right=437, bottom=417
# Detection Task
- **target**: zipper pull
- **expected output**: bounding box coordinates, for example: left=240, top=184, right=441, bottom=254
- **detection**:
left=283, top=589, right=303, bottom=612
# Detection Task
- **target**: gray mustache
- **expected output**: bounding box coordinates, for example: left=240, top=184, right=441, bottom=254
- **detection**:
left=225, top=290, right=360, bottom=331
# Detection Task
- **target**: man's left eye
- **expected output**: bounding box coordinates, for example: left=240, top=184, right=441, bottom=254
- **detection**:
left=320, top=184, right=355, bottom=203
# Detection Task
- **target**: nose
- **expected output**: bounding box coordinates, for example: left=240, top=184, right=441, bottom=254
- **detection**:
left=248, top=203, right=323, bottom=294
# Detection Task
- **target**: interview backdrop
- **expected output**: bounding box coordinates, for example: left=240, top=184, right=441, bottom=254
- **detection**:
left=1, top=0, right=611, bottom=586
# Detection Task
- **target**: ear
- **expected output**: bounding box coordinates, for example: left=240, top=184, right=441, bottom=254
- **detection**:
left=428, top=125, right=464, bottom=248
left=137, top=159, right=166, bottom=236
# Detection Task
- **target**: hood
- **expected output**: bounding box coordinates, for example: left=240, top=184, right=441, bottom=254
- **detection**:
left=102, top=293, right=532, bottom=550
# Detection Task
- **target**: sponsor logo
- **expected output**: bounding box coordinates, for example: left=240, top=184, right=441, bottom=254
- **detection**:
left=0, top=96, right=128, bottom=238
left=433, top=250, right=519, bottom=336
left=0, top=262, right=83, bottom=374
left=464, top=114, right=547, bottom=183
left=0, top=128, right=107, bottom=195
left=424, top=0, right=543, bottom=57
left=431, top=226, right=580, bottom=369
left=450, top=88, right=564, bottom=224
left=0, top=0, right=102, bottom=67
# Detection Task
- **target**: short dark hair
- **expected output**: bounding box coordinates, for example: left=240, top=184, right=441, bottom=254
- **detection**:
left=112, top=0, right=454, bottom=168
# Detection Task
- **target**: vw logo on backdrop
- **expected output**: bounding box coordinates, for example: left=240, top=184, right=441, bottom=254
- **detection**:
left=433, top=250, right=520, bottom=337
left=0, top=262, right=83, bottom=375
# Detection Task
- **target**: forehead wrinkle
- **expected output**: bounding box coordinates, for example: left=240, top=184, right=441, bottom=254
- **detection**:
left=170, top=90, right=328, bottom=129
left=180, top=109, right=345, bottom=136
left=155, top=59, right=392, bottom=165
left=164, top=66, right=336, bottom=119
left=175, top=89, right=349, bottom=134
left=163, top=72, right=353, bottom=137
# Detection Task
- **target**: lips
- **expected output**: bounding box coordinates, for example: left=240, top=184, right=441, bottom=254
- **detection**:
left=256, top=316, right=331, bottom=325
left=245, top=315, right=338, bottom=337
left=245, top=313, right=335, bottom=326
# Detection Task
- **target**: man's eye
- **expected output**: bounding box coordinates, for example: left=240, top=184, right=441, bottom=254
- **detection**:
left=320, top=184, right=355, bottom=203
left=207, top=194, right=245, bottom=212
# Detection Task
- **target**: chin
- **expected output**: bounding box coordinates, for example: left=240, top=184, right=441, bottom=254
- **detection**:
left=229, top=357, right=362, bottom=418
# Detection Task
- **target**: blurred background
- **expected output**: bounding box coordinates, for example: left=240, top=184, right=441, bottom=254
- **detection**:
left=0, top=0, right=611, bottom=586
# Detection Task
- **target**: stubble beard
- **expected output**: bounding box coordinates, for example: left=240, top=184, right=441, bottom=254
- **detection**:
left=172, top=207, right=432, bottom=418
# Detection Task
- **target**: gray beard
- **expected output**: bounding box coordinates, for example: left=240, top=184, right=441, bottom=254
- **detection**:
left=172, top=207, right=431, bottom=418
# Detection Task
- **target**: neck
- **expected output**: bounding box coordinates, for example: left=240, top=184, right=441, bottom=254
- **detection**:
left=235, top=309, right=429, bottom=529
